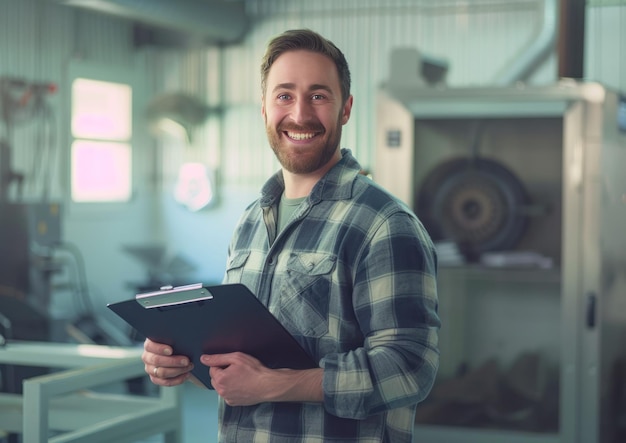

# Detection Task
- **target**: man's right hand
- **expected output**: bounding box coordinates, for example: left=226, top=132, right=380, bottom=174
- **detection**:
left=142, top=338, right=194, bottom=386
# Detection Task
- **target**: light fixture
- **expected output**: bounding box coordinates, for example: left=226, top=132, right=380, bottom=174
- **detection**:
left=145, top=92, right=215, bottom=144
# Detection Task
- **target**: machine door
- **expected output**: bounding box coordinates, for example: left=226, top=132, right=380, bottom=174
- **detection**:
left=576, top=92, right=626, bottom=443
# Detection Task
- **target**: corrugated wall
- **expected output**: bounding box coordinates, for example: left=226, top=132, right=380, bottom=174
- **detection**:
left=1, top=0, right=625, bottom=322
left=586, top=0, right=626, bottom=92
left=3, top=0, right=625, bottom=196
left=0, top=0, right=136, bottom=201
left=144, top=47, right=222, bottom=190
left=218, top=0, right=555, bottom=187
left=146, top=0, right=626, bottom=189
left=0, top=0, right=158, bottom=319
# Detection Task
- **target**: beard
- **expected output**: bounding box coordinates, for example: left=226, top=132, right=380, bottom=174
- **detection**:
left=266, top=114, right=343, bottom=174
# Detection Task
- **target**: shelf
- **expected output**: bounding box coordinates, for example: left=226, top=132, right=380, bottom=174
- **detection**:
left=438, top=265, right=561, bottom=284
left=413, top=424, right=560, bottom=443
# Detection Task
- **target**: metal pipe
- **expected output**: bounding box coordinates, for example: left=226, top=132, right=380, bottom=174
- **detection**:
left=558, top=0, right=586, bottom=78
left=494, top=0, right=559, bottom=85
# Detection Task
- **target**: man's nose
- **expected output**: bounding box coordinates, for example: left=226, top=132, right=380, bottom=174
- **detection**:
left=291, top=99, right=315, bottom=124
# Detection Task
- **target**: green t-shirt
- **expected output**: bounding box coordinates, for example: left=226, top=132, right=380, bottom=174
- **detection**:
left=278, top=194, right=306, bottom=233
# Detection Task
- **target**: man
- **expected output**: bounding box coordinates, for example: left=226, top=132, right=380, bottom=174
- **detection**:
left=142, top=29, right=440, bottom=442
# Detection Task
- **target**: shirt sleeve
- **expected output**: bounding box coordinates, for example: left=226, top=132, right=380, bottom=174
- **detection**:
left=320, top=211, right=440, bottom=419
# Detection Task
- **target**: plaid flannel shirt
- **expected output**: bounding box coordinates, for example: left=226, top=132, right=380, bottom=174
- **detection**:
left=219, top=149, right=440, bottom=443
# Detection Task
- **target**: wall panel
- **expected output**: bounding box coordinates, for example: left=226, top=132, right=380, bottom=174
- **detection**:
left=143, top=0, right=560, bottom=188
left=1, top=0, right=137, bottom=201
left=586, top=1, right=626, bottom=92
left=215, top=0, right=554, bottom=186
left=2, top=0, right=624, bottom=327
left=0, top=0, right=161, bottom=324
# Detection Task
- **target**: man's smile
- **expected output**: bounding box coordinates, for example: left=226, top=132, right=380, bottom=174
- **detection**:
left=285, top=131, right=319, bottom=141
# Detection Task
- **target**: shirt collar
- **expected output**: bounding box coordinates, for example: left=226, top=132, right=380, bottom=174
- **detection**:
left=260, top=149, right=362, bottom=208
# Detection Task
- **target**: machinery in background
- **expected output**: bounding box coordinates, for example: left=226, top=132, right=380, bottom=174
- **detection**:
left=123, top=243, right=197, bottom=292
left=375, top=53, right=626, bottom=443
left=0, top=76, right=57, bottom=202
left=0, top=202, right=62, bottom=340
left=0, top=77, right=139, bottom=414
left=0, top=77, right=64, bottom=408
left=0, top=76, right=61, bottom=344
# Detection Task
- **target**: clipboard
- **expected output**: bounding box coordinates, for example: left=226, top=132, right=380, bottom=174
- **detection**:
left=107, top=283, right=317, bottom=389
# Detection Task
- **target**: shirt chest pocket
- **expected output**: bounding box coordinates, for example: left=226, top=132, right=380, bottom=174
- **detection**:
left=224, top=251, right=250, bottom=284
left=278, top=252, right=337, bottom=338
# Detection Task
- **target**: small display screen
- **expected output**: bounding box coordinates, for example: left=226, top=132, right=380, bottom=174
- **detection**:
left=386, top=129, right=401, bottom=147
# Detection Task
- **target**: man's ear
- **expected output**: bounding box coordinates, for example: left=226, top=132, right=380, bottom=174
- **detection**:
left=341, top=95, right=353, bottom=125
left=261, top=97, right=266, bottom=118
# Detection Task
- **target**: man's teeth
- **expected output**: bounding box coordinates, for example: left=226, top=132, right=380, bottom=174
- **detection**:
left=287, top=131, right=316, bottom=140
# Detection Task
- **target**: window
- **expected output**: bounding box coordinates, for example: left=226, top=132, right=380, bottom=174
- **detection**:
left=70, top=78, right=132, bottom=202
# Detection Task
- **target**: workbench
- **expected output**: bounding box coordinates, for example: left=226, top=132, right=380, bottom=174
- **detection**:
left=0, top=341, right=182, bottom=443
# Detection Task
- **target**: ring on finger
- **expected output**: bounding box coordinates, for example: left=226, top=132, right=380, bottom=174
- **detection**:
left=153, top=366, right=159, bottom=377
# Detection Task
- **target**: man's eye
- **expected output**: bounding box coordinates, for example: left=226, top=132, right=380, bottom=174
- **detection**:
left=277, top=94, right=291, bottom=100
left=312, top=94, right=325, bottom=100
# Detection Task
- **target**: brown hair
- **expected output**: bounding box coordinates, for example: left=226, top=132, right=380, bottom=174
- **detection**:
left=260, top=29, right=351, bottom=103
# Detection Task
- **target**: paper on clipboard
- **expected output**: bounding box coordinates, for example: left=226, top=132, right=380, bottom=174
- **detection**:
left=107, top=283, right=317, bottom=389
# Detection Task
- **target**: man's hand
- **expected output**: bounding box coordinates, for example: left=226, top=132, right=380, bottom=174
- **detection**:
left=142, top=338, right=194, bottom=386
left=201, top=352, right=323, bottom=406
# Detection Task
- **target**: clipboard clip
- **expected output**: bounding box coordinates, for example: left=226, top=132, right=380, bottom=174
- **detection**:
left=135, top=283, right=214, bottom=309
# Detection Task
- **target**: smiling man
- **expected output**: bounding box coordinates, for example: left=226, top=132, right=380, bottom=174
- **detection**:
left=262, top=46, right=351, bottom=188
left=142, top=29, right=440, bottom=443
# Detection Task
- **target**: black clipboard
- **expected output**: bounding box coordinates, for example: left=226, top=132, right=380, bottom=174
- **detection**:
left=107, top=283, right=317, bottom=389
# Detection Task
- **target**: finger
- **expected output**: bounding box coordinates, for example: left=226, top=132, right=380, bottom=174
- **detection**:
left=149, top=363, right=193, bottom=380
left=144, top=363, right=161, bottom=378
left=201, top=352, right=247, bottom=367
left=144, top=338, right=173, bottom=356
left=142, top=348, right=191, bottom=375
left=150, top=371, right=191, bottom=387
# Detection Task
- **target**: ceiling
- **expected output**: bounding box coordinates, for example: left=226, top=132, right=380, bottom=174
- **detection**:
left=52, top=0, right=250, bottom=46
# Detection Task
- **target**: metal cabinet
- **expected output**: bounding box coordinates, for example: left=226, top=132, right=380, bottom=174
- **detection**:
left=375, top=80, right=626, bottom=443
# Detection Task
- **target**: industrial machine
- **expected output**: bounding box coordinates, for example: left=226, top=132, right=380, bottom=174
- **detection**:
left=0, top=77, right=63, bottom=410
left=0, top=77, right=61, bottom=332
left=0, top=76, right=61, bottom=340
left=375, top=73, right=626, bottom=442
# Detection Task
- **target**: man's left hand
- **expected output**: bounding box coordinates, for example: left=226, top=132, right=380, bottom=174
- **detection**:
left=201, top=352, right=323, bottom=406
left=202, top=352, right=273, bottom=406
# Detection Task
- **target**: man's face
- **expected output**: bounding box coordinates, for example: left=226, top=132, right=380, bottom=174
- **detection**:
left=262, top=50, right=353, bottom=175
